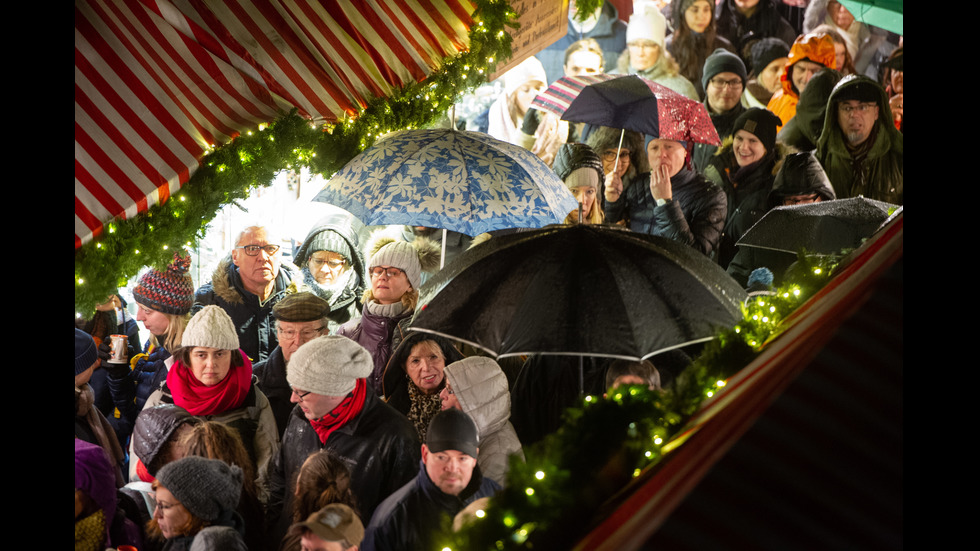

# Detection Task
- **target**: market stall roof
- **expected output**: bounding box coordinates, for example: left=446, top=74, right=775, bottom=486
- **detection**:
left=75, top=0, right=475, bottom=249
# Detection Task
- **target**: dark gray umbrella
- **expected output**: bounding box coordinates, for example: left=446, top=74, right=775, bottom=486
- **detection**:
left=412, top=224, right=746, bottom=362
left=736, top=197, right=898, bottom=255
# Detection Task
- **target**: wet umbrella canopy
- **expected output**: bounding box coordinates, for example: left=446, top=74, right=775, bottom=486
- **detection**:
left=737, top=197, right=898, bottom=255
left=412, top=225, right=746, bottom=361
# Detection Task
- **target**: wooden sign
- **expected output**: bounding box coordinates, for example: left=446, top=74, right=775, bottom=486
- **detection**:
left=489, top=0, right=569, bottom=81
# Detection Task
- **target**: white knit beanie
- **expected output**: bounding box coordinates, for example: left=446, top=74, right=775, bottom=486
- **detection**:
left=369, top=240, right=423, bottom=290
left=287, top=335, right=373, bottom=397
left=626, top=1, right=667, bottom=49
left=181, top=305, right=240, bottom=350
left=502, top=56, right=547, bottom=95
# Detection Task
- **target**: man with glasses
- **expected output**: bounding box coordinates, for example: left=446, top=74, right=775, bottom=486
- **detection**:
left=816, top=75, right=902, bottom=205
left=692, top=48, right=748, bottom=172
left=252, top=292, right=331, bottom=439
left=266, top=335, right=419, bottom=549
left=193, top=225, right=300, bottom=362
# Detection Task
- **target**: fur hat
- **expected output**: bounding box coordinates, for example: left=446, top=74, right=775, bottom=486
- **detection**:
left=155, top=456, right=243, bottom=522
left=133, top=252, right=195, bottom=315
left=181, top=305, right=240, bottom=351
left=426, top=408, right=480, bottom=459
left=626, top=1, right=667, bottom=49
left=75, top=329, right=98, bottom=376
left=365, top=231, right=441, bottom=291
left=287, top=335, right=372, bottom=397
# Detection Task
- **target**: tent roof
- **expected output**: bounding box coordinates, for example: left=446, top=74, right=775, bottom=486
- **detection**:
left=75, top=0, right=474, bottom=248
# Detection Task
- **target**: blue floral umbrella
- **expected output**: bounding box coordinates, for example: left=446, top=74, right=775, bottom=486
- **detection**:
left=313, top=129, right=579, bottom=237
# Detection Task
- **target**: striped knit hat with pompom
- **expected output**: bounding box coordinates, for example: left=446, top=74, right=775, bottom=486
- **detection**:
left=133, top=252, right=195, bottom=315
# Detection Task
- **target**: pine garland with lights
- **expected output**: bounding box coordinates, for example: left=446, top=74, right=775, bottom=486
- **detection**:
left=74, top=0, right=520, bottom=314
left=441, top=257, right=838, bottom=550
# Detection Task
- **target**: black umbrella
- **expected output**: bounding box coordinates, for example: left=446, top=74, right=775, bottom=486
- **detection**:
left=736, top=197, right=898, bottom=255
left=412, top=225, right=746, bottom=363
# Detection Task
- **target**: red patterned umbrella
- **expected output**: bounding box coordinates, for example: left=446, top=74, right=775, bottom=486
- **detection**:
left=531, top=74, right=720, bottom=146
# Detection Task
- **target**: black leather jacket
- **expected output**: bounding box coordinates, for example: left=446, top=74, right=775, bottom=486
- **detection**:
left=266, top=389, right=420, bottom=547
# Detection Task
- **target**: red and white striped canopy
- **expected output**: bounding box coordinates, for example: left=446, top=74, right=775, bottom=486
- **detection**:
left=75, top=0, right=475, bottom=249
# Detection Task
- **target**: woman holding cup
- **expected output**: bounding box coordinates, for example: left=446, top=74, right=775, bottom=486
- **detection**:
left=105, top=253, right=195, bottom=457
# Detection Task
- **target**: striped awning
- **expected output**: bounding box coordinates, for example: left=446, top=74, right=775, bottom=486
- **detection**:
left=75, top=0, right=475, bottom=249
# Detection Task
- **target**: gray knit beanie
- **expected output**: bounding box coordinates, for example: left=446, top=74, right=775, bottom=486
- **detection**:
left=181, top=305, right=240, bottom=351
left=155, top=456, right=243, bottom=522
left=369, top=240, right=423, bottom=290
left=287, top=335, right=373, bottom=396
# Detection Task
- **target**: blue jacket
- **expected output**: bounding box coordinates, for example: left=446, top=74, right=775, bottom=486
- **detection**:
left=536, top=1, right=628, bottom=84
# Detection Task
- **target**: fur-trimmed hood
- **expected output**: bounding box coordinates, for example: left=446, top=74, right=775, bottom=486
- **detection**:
left=207, top=255, right=300, bottom=306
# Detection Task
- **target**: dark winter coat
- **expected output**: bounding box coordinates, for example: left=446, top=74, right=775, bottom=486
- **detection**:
left=251, top=346, right=292, bottom=440
left=726, top=151, right=836, bottom=286
left=704, top=140, right=790, bottom=269
left=362, top=461, right=500, bottom=551
left=336, top=305, right=414, bottom=396
left=192, top=257, right=300, bottom=362
left=106, top=340, right=173, bottom=450
left=266, top=390, right=420, bottom=549
left=604, top=167, right=727, bottom=259
left=715, top=0, right=798, bottom=56
left=816, top=75, right=903, bottom=205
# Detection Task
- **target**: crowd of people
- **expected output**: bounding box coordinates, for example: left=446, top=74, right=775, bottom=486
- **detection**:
left=76, top=1, right=902, bottom=550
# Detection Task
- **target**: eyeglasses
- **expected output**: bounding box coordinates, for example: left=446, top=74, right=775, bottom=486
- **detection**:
left=291, top=387, right=312, bottom=401
left=602, top=149, right=631, bottom=162
left=149, top=493, right=179, bottom=512
left=709, top=78, right=743, bottom=90
left=782, top=193, right=820, bottom=205
left=278, top=326, right=324, bottom=340
left=309, top=257, right=346, bottom=270
left=370, top=266, right=405, bottom=278
left=838, top=102, right=877, bottom=114
left=236, top=244, right=280, bottom=256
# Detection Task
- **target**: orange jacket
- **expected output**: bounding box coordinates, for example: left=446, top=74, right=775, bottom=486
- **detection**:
left=767, top=32, right=837, bottom=128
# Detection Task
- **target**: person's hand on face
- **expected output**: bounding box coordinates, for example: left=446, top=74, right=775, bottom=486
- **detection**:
left=649, top=163, right=673, bottom=201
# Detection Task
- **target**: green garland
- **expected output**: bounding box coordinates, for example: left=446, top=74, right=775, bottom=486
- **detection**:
left=441, top=255, right=839, bottom=550
left=74, top=0, right=520, bottom=314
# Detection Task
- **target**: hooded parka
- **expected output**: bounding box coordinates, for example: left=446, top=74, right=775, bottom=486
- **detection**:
left=816, top=75, right=903, bottom=205
left=767, top=32, right=838, bottom=128
left=444, top=357, right=525, bottom=487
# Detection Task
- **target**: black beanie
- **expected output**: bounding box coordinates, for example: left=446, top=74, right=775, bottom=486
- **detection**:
left=732, top=108, right=782, bottom=153
left=426, top=408, right=479, bottom=459
left=749, top=38, right=790, bottom=76
left=701, top=48, right=747, bottom=92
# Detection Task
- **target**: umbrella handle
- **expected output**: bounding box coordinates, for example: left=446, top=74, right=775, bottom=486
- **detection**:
left=612, top=128, right=625, bottom=175
left=441, top=228, right=447, bottom=270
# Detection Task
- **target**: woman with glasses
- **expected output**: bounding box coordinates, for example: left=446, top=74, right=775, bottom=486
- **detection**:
left=337, top=234, right=440, bottom=396
left=140, top=306, right=279, bottom=505
left=293, top=211, right=366, bottom=334
left=146, top=456, right=247, bottom=550
left=382, top=332, right=465, bottom=441
left=615, top=2, right=698, bottom=100
left=586, top=126, right=649, bottom=226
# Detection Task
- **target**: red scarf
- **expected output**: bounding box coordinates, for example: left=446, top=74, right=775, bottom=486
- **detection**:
left=166, top=350, right=251, bottom=416
left=310, top=378, right=367, bottom=445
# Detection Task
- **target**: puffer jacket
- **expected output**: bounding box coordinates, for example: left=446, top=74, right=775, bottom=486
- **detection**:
left=444, top=357, right=524, bottom=487
left=336, top=306, right=413, bottom=396
left=816, top=75, right=903, bottom=205
left=266, top=390, right=420, bottom=549
left=192, top=257, right=299, bottom=363
left=767, top=32, right=838, bottom=128
left=605, top=167, right=727, bottom=259
left=362, top=460, right=500, bottom=551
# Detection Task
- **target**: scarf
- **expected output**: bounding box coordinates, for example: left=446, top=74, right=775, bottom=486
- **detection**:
left=75, top=385, right=126, bottom=487
left=75, top=510, right=106, bottom=551
left=166, top=350, right=251, bottom=416
left=407, top=380, right=444, bottom=442
left=310, top=378, right=368, bottom=445
left=301, top=265, right=357, bottom=309
left=365, top=299, right=409, bottom=319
